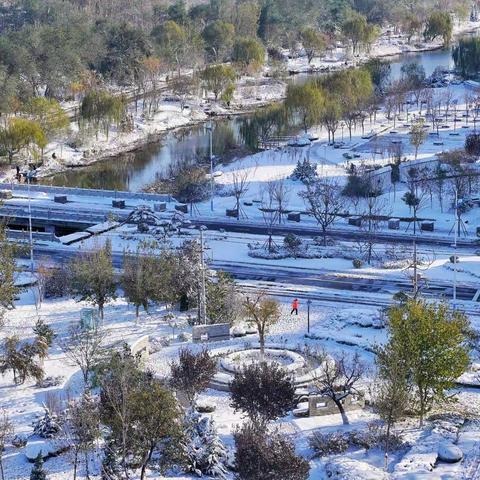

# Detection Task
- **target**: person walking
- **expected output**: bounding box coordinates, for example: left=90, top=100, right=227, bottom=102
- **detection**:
left=290, top=298, right=299, bottom=315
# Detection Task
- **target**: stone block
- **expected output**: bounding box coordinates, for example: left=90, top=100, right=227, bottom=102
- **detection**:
left=54, top=195, right=67, bottom=204
left=175, top=203, right=188, bottom=213
left=192, top=323, right=230, bottom=342
left=288, top=211, right=301, bottom=222
left=0, top=190, right=12, bottom=199
left=112, top=199, right=125, bottom=209
left=348, top=216, right=362, bottom=227
left=154, top=202, right=167, bottom=212
left=388, top=218, right=400, bottom=230
left=420, top=221, right=434, bottom=232
left=226, top=208, right=238, bottom=218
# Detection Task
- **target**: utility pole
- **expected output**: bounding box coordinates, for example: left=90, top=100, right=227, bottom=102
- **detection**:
left=413, top=237, right=418, bottom=299
left=26, top=173, right=34, bottom=275
left=199, top=226, right=207, bottom=325
left=207, top=121, right=214, bottom=212
left=453, top=188, right=458, bottom=307
left=307, top=299, right=312, bottom=334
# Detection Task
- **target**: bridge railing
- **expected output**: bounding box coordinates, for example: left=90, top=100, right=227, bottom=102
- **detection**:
left=7, top=183, right=175, bottom=203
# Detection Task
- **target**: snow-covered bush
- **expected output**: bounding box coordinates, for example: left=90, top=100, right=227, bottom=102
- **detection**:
left=310, top=431, right=349, bottom=457
left=32, top=407, right=62, bottom=439
left=12, top=434, right=28, bottom=448
left=283, top=234, right=303, bottom=258
left=183, top=410, right=228, bottom=478
left=291, top=159, right=317, bottom=183
left=353, top=258, right=363, bottom=269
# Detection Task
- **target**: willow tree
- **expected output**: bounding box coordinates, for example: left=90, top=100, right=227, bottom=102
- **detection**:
left=299, top=28, right=327, bottom=64
left=0, top=118, right=46, bottom=163
left=80, top=90, right=126, bottom=140
left=285, top=82, right=324, bottom=134
left=200, top=64, right=236, bottom=101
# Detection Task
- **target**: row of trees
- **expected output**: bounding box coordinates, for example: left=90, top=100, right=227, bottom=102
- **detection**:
left=38, top=239, right=242, bottom=325
left=286, top=68, right=374, bottom=140
left=0, top=0, right=463, bottom=110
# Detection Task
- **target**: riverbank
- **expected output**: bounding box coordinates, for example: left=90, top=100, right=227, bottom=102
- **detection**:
left=1, top=19, right=479, bottom=185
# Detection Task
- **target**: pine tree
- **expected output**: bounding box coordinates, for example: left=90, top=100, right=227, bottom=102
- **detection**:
left=30, top=453, right=47, bottom=480
left=183, top=410, right=228, bottom=478
left=291, top=159, right=318, bottom=183
left=33, top=319, right=55, bottom=347
left=33, top=407, right=61, bottom=439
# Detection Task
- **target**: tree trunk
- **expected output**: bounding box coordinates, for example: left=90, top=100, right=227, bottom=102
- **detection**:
left=140, top=445, right=154, bottom=480
left=259, top=329, right=265, bottom=355
left=85, top=450, right=90, bottom=479
left=333, top=397, right=350, bottom=425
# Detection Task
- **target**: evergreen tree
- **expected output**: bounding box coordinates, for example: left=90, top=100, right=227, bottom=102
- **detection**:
left=30, top=453, right=47, bottom=480
left=33, top=319, right=55, bottom=347
left=183, top=410, right=228, bottom=478
left=33, top=407, right=62, bottom=439
left=0, top=224, right=18, bottom=322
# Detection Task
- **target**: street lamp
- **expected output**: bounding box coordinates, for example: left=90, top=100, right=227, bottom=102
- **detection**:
left=453, top=188, right=458, bottom=308
left=198, top=225, right=208, bottom=325
left=206, top=121, right=214, bottom=212
left=307, top=299, right=312, bottom=334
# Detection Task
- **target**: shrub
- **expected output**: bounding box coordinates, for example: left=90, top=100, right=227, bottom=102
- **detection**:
left=465, top=133, right=480, bottom=156
left=235, top=422, right=309, bottom=480
left=309, top=431, right=349, bottom=457
left=291, top=159, right=317, bottom=183
left=284, top=234, right=303, bottom=258
left=353, top=259, right=363, bottom=269
left=43, top=264, right=70, bottom=298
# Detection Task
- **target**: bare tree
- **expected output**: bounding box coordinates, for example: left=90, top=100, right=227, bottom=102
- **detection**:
left=0, top=409, right=13, bottom=480
left=359, top=176, right=390, bottom=265
left=243, top=291, right=281, bottom=355
left=272, top=178, right=290, bottom=224
left=59, top=324, right=106, bottom=386
left=308, top=349, right=365, bottom=425
left=299, top=178, right=344, bottom=246
left=231, top=165, right=253, bottom=220
left=261, top=182, right=279, bottom=253
left=65, top=393, right=100, bottom=480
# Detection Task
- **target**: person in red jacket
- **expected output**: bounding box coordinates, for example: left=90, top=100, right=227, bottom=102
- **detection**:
left=290, top=298, right=299, bottom=315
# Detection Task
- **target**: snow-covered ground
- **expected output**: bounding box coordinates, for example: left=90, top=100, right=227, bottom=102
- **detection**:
left=2, top=281, right=480, bottom=479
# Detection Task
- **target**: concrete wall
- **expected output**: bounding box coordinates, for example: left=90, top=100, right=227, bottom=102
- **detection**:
left=192, top=323, right=230, bottom=342
left=308, top=392, right=365, bottom=417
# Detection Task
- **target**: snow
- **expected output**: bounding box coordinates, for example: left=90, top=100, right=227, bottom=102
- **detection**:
left=3, top=19, right=480, bottom=480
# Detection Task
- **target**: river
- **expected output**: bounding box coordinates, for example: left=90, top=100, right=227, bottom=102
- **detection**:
left=41, top=43, right=462, bottom=192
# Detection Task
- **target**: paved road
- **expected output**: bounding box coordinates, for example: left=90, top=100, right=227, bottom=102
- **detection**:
left=24, top=244, right=480, bottom=311
left=2, top=202, right=476, bottom=249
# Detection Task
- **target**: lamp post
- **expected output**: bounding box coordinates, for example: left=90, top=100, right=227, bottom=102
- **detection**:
left=207, top=121, right=214, bottom=212
left=453, top=188, right=458, bottom=308
left=307, top=299, right=312, bottom=334
left=199, top=225, right=207, bottom=325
